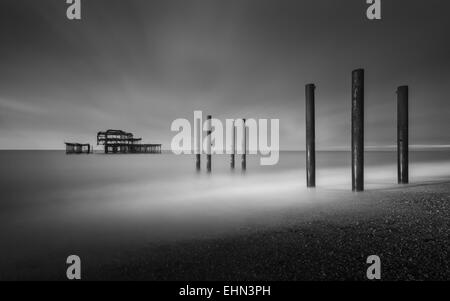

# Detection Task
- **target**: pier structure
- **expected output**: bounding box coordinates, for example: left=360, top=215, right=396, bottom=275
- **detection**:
left=65, top=142, right=91, bottom=154
left=305, top=84, right=316, bottom=188
left=97, top=129, right=161, bottom=154
left=231, top=121, right=236, bottom=169
left=397, top=86, right=409, bottom=184
left=351, top=69, right=365, bottom=192
left=241, top=118, right=247, bottom=170
left=206, top=115, right=212, bottom=172
left=195, top=116, right=201, bottom=171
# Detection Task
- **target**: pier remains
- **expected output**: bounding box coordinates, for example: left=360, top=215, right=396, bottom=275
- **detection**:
left=65, top=143, right=91, bottom=154
left=97, top=129, right=162, bottom=154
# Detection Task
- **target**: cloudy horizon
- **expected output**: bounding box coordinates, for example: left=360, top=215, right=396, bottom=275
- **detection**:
left=0, top=0, right=449, bottom=150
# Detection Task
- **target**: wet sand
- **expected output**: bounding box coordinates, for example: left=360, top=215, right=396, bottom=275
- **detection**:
left=89, top=182, right=450, bottom=281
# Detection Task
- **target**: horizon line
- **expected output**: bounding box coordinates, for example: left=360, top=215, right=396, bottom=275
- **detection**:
left=1, top=145, right=450, bottom=152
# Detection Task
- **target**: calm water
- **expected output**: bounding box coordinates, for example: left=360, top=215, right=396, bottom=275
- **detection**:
left=0, top=150, right=449, bottom=278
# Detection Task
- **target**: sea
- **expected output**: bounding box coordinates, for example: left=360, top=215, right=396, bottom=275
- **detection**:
left=0, top=150, right=449, bottom=279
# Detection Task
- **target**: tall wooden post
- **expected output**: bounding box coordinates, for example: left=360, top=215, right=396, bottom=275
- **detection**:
left=206, top=115, right=212, bottom=172
left=397, top=86, right=409, bottom=184
left=195, top=118, right=201, bottom=171
left=352, top=69, right=364, bottom=192
left=241, top=118, right=247, bottom=170
left=306, top=84, right=316, bottom=187
left=231, top=122, right=236, bottom=169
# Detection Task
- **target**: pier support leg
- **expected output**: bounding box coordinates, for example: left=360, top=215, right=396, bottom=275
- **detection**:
left=241, top=119, right=247, bottom=171
left=352, top=69, right=364, bottom=192
left=195, top=117, right=201, bottom=171
left=196, top=154, right=201, bottom=171
left=397, top=86, right=409, bottom=184
left=306, top=84, right=316, bottom=188
left=206, top=115, right=212, bottom=173
left=231, top=123, right=236, bottom=169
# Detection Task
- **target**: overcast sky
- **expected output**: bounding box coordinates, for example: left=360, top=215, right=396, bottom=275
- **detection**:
left=0, top=0, right=449, bottom=150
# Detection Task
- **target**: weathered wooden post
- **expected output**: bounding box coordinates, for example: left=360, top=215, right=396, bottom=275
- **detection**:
left=231, top=121, right=236, bottom=169
left=195, top=117, right=201, bottom=171
left=306, top=84, right=316, bottom=187
left=352, top=69, right=364, bottom=192
left=206, top=115, right=212, bottom=172
left=242, top=118, right=247, bottom=170
left=397, top=86, right=409, bottom=184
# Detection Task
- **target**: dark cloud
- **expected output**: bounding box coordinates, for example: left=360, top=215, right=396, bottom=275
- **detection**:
left=0, top=0, right=449, bottom=149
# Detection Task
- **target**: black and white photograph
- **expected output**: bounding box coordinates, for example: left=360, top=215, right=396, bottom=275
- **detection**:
left=0, top=0, right=449, bottom=289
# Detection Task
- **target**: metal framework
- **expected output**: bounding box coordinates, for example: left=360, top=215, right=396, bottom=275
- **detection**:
left=65, top=142, right=91, bottom=154
left=97, top=129, right=161, bottom=154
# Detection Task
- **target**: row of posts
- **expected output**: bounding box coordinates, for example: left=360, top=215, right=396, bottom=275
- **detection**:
left=306, top=68, right=409, bottom=191
left=196, top=115, right=247, bottom=172
left=196, top=68, right=409, bottom=192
